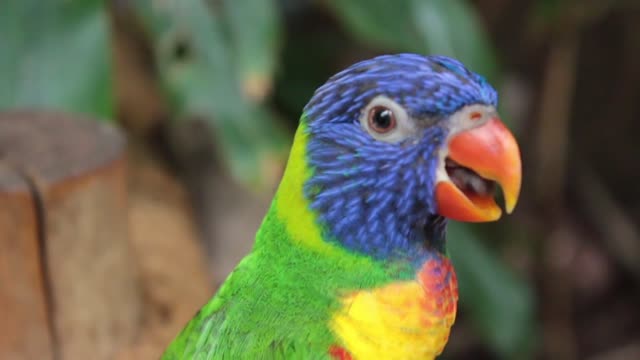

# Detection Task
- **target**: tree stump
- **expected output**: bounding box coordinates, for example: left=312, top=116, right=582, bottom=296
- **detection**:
left=0, top=111, right=141, bottom=360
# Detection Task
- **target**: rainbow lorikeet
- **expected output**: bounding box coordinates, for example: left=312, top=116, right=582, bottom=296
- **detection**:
left=162, top=54, right=522, bottom=359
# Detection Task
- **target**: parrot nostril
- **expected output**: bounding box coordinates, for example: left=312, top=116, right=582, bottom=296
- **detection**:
left=470, top=112, right=482, bottom=121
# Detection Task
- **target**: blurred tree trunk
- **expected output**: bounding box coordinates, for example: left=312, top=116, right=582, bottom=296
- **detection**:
left=0, top=164, right=53, bottom=359
left=0, top=111, right=213, bottom=359
left=0, top=111, right=140, bottom=360
left=116, top=145, right=214, bottom=359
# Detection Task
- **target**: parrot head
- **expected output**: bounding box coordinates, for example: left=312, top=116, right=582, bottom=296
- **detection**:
left=300, top=54, right=521, bottom=259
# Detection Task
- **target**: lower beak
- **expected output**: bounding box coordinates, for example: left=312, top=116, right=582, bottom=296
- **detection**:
left=435, top=117, right=522, bottom=222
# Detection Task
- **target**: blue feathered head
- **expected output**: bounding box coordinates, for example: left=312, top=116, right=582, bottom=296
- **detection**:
left=301, top=54, right=521, bottom=259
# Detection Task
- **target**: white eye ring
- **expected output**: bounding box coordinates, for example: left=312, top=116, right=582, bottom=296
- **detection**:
left=359, top=96, right=415, bottom=143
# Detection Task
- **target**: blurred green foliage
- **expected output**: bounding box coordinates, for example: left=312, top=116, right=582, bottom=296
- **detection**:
left=134, top=0, right=290, bottom=189
left=0, top=0, right=113, bottom=119
left=0, top=0, right=535, bottom=358
left=327, top=0, right=498, bottom=82
left=448, top=224, right=535, bottom=358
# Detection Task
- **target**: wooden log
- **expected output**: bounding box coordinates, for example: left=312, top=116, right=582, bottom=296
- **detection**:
left=115, top=154, right=214, bottom=359
left=0, top=164, right=54, bottom=359
left=0, top=111, right=142, bottom=360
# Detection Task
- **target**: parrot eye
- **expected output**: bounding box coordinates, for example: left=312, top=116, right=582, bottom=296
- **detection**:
left=368, top=106, right=396, bottom=133
left=360, top=95, right=414, bottom=143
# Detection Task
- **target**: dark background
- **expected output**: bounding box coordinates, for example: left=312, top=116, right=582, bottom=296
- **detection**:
left=2, top=1, right=639, bottom=359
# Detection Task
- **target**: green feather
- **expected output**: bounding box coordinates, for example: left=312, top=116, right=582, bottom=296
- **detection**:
left=162, top=123, right=416, bottom=359
left=161, top=201, right=400, bottom=359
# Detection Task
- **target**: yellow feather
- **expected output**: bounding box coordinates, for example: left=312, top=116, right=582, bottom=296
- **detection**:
left=331, top=279, right=457, bottom=360
left=275, top=125, right=339, bottom=255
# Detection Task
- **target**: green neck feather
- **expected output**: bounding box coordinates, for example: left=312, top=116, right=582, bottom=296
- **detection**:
left=163, top=124, right=420, bottom=358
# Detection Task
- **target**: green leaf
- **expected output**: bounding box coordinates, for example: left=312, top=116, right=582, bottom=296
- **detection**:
left=222, top=0, right=282, bottom=102
left=532, top=0, right=565, bottom=24
left=134, top=0, right=290, bottom=189
left=274, top=25, right=345, bottom=120
left=448, top=222, right=536, bottom=358
left=411, top=0, right=498, bottom=82
left=326, top=0, right=497, bottom=81
left=325, top=0, right=423, bottom=52
left=0, top=0, right=113, bottom=119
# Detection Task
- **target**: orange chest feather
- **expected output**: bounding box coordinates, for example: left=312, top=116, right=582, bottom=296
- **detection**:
left=331, top=257, right=459, bottom=360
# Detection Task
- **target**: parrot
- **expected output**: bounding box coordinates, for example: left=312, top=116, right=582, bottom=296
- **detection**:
left=161, top=53, right=522, bottom=360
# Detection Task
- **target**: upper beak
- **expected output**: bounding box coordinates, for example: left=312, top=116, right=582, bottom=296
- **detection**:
left=435, top=117, right=522, bottom=222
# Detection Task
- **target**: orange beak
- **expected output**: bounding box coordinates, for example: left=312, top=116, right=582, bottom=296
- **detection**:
left=435, top=117, right=522, bottom=222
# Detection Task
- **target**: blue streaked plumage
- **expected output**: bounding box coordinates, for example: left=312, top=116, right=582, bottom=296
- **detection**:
left=304, top=54, right=497, bottom=124
left=303, top=54, right=498, bottom=260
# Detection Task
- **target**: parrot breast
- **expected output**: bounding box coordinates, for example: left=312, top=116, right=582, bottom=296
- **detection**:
left=330, top=255, right=458, bottom=360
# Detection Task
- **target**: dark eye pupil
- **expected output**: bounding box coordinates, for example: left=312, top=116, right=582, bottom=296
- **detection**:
left=366, top=105, right=397, bottom=134
left=373, top=109, right=393, bottom=128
